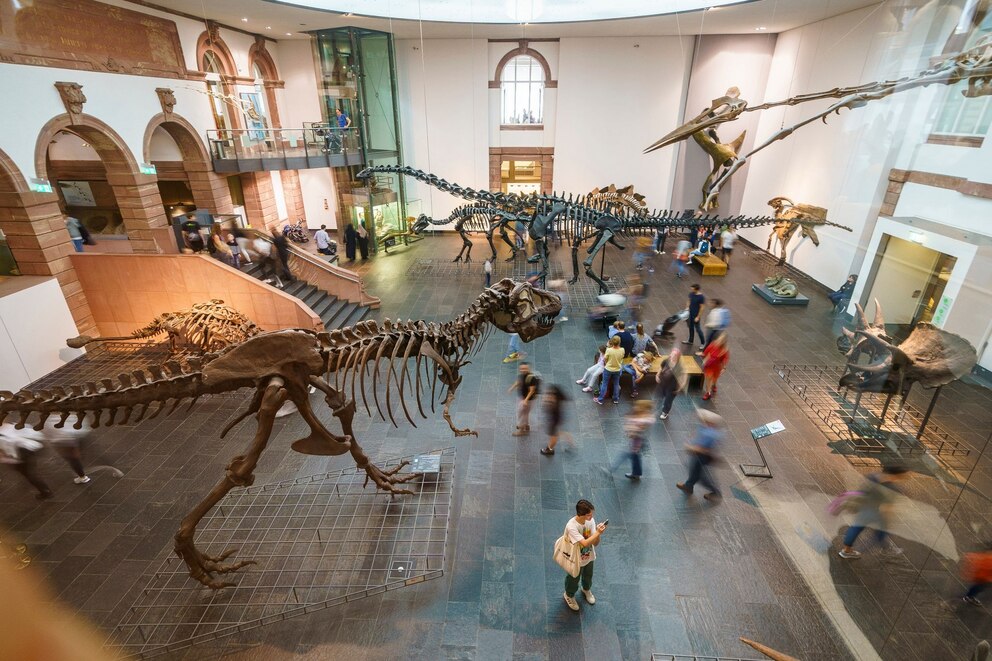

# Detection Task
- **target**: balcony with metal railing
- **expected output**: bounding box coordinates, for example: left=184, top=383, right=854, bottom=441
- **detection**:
left=206, top=124, right=399, bottom=173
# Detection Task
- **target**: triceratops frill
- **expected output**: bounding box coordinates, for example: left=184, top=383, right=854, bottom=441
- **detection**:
left=840, top=300, right=977, bottom=396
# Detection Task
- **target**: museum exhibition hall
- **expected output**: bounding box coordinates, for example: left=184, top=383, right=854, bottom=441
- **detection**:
left=2, top=0, right=992, bottom=659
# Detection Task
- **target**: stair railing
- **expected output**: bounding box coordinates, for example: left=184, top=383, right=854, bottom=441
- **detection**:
left=241, top=229, right=380, bottom=309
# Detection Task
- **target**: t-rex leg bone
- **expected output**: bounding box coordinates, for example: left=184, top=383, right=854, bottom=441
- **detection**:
left=308, top=376, right=419, bottom=494
left=418, top=343, right=478, bottom=437
left=174, top=376, right=287, bottom=589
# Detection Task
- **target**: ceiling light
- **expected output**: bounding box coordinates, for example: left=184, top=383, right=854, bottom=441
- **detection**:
left=755, top=26, right=767, bottom=30
left=286, top=32, right=292, bottom=36
left=241, top=17, right=248, bottom=22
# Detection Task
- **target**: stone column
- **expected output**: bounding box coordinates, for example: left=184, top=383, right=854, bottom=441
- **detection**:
left=0, top=190, right=95, bottom=333
left=106, top=172, right=170, bottom=253
left=280, top=170, right=306, bottom=225
left=240, top=172, right=279, bottom=230
left=186, top=162, right=234, bottom=216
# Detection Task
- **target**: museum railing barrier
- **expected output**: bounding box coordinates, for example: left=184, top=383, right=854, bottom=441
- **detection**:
left=205, top=127, right=364, bottom=172
left=243, top=228, right=381, bottom=309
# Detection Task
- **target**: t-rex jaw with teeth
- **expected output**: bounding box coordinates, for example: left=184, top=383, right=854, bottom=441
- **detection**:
left=0, top=279, right=560, bottom=590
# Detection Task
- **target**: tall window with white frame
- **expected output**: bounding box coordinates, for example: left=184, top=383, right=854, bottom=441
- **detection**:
left=933, top=80, right=992, bottom=138
left=501, top=55, right=544, bottom=125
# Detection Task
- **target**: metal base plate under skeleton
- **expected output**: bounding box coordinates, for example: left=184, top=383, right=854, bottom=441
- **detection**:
left=110, top=448, right=454, bottom=659
left=774, top=365, right=971, bottom=462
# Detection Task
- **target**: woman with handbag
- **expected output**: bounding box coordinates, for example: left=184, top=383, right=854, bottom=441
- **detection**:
left=556, top=499, right=607, bottom=612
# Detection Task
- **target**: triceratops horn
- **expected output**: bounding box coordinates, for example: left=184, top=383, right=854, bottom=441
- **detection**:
left=855, top=303, right=869, bottom=329
left=872, top=299, right=885, bottom=328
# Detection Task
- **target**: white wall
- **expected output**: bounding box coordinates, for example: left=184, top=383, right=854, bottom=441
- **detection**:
left=278, top=40, right=324, bottom=129
left=299, top=169, right=338, bottom=230
left=395, top=38, right=489, bottom=222
left=0, top=278, right=84, bottom=391
left=554, top=36, right=692, bottom=204
left=148, top=127, right=184, bottom=161
left=671, top=34, right=776, bottom=213
left=736, top=3, right=963, bottom=288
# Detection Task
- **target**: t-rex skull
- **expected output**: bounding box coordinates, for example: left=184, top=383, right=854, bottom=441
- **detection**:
left=488, top=278, right=561, bottom=342
left=839, top=300, right=977, bottom=394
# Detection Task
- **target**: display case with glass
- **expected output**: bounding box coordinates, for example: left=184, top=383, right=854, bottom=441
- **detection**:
left=314, top=26, right=407, bottom=254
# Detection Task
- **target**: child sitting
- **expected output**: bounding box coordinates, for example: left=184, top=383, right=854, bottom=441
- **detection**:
left=625, top=350, right=656, bottom=398
left=577, top=345, right=608, bottom=393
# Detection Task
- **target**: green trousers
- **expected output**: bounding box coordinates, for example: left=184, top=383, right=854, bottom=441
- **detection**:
left=565, top=561, right=594, bottom=596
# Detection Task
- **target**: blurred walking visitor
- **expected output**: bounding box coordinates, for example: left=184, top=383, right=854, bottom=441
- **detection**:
left=677, top=409, right=724, bottom=500
left=606, top=399, right=654, bottom=479
left=508, top=362, right=541, bottom=436
left=0, top=424, right=52, bottom=499
left=838, top=465, right=909, bottom=559
left=484, top=257, right=493, bottom=288
left=962, top=547, right=992, bottom=605
left=701, top=332, right=730, bottom=401
left=504, top=332, right=525, bottom=363
left=540, top=385, right=570, bottom=455
left=656, top=348, right=686, bottom=420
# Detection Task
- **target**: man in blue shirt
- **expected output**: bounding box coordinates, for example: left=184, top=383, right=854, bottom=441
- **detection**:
left=677, top=410, right=723, bottom=500
left=683, top=284, right=706, bottom=346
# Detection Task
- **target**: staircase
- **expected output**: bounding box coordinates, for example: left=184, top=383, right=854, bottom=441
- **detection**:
left=241, top=262, right=372, bottom=330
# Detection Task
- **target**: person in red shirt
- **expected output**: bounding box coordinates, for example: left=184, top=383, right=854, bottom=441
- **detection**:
left=701, top=332, right=729, bottom=401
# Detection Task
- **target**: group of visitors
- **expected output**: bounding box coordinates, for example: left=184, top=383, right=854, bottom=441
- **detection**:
left=670, top=224, right=738, bottom=275
left=202, top=222, right=295, bottom=287
left=682, top=283, right=731, bottom=401
left=1, top=421, right=92, bottom=500
left=342, top=221, right=370, bottom=261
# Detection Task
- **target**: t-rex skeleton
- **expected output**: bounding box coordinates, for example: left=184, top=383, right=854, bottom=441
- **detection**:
left=66, top=299, right=261, bottom=354
left=647, top=37, right=992, bottom=210
left=360, top=166, right=779, bottom=293
left=1, top=279, right=561, bottom=589
left=766, top=197, right=853, bottom=265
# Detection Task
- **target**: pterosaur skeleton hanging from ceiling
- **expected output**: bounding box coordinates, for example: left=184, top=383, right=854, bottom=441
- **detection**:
left=645, top=37, right=992, bottom=211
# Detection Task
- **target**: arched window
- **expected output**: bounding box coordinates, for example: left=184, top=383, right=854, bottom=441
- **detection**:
left=501, top=55, right=544, bottom=125
left=203, top=51, right=230, bottom=131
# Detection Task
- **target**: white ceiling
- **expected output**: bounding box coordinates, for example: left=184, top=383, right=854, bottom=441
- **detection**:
left=150, top=0, right=886, bottom=39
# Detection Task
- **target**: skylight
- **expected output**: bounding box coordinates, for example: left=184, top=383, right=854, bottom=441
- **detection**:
left=274, top=0, right=747, bottom=24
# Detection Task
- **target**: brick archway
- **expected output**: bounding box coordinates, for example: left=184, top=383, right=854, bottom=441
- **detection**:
left=248, top=37, right=283, bottom=128
left=143, top=112, right=234, bottom=215
left=196, top=29, right=244, bottom=131
left=0, top=146, right=94, bottom=333
left=36, top=113, right=168, bottom=253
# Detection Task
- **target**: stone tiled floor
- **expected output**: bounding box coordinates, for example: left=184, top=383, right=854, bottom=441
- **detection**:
left=3, top=233, right=991, bottom=660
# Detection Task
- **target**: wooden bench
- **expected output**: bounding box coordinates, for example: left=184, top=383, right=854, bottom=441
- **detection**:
left=680, top=355, right=704, bottom=389
left=691, top=253, right=728, bottom=276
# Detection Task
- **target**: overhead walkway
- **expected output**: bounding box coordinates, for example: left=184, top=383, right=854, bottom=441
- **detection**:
left=207, top=126, right=399, bottom=173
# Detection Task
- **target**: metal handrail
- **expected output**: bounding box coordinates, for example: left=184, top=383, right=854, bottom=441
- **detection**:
left=205, top=127, right=361, bottom=161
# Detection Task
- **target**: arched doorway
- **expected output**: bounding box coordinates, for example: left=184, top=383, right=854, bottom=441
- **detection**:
left=36, top=114, right=170, bottom=253
left=0, top=146, right=95, bottom=332
left=144, top=112, right=235, bottom=220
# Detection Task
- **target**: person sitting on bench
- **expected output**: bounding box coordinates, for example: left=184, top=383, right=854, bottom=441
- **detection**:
left=687, top=237, right=713, bottom=265
left=828, top=274, right=858, bottom=309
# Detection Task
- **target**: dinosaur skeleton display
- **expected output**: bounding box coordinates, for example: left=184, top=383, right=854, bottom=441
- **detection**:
left=0, top=280, right=559, bottom=589
left=66, top=300, right=261, bottom=354
left=412, top=184, right=648, bottom=264
left=646, top=37, right=992, bottom=210
left=840, top=300, right=977, bottom=396
left=360, top=166, right=779, bottom=293
left=766, top=197, right=853, bottom=266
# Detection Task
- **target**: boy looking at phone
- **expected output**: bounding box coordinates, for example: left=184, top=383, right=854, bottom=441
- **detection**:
left=563, top=499, right=608, bottom=611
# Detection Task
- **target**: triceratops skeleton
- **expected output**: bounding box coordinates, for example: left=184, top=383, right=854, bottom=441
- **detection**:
left=766, top=197, right=853, bottom=265
left=66, top=299, right=261, bottom=354
left=840, top=300, right=977, bottom=397
left=647, top=37, right=992, bottom=210
left=1, top=280, right=560, bottom=589
left=361, top=166, right=779, bottom=293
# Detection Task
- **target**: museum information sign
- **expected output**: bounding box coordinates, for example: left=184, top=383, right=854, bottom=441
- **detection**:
left=0, top=0, right=186, bottom=78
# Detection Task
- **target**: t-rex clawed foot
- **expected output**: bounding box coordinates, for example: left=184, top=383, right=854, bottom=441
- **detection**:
left=174, top=541, right=256, bottom=589
left=362, top=459, right=419, bottom=495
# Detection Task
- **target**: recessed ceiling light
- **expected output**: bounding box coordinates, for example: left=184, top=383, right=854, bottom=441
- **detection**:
left=285, top=32, right=292, bottom=36
left=266, top=26, right=272, bottom=29
left=241, top=17, right=248, bottom=22
left=755, top=26, right=767, bottom=30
